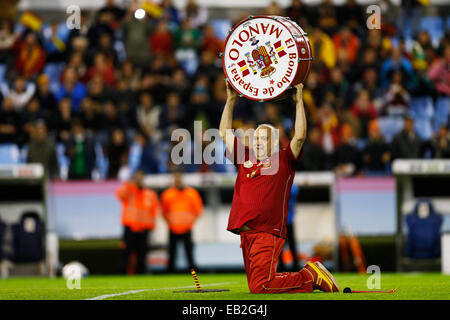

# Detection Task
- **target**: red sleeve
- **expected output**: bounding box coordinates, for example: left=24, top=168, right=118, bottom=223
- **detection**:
left=284, top=141, right=304, bottom=170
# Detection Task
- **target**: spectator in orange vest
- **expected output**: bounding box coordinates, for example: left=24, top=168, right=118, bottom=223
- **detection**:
left=116, top=170, right=159, bottom=274
left=161, top=172, right=203, bottom=272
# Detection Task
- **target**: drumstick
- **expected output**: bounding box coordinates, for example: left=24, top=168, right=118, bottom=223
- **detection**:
left=191, top=268, right=201, bottom=291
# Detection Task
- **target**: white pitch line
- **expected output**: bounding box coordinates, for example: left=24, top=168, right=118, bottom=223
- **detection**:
left=85, top=282, right=238, bottom=300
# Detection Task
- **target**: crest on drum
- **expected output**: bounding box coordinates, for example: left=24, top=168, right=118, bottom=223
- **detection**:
left=244, top=38, right=285, bottom=79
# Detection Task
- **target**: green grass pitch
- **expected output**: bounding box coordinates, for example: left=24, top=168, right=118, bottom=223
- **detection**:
left=0, top=273, right=449, bottom=300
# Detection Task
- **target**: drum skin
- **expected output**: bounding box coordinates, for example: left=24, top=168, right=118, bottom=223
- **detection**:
left=222, top=15, right=313, bottom=102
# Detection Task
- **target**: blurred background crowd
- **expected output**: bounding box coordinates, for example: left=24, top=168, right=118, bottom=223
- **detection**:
left=0, top=0, right=448, bottom=180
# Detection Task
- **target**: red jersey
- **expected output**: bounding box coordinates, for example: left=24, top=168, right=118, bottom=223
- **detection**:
left=226, top=137, right=302, bottom=239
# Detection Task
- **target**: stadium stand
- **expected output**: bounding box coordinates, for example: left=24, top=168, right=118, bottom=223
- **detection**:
left=0, top=0, right=447, bottom=180
left=419, top=16, right=444, bottom=48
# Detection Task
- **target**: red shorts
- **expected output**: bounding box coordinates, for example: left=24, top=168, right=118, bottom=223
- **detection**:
left=240, top=230, right=313, bottom=293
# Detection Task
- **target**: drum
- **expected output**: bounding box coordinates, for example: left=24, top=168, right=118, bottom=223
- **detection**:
left=222, top=15, right=312, bottom=102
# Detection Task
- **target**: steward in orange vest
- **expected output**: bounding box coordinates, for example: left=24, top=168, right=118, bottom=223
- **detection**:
left=161, top=172, right=203, bottom=272
left=116, top=170, right=159, bottom=274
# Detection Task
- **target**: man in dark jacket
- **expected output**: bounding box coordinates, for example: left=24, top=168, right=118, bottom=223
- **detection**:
left=297, top=126, right=328, bottom=171
left=65, top=120, right=96, bottom=180
left=391, top=116, right=422, bottom=159
left=422, top=125, right=450, bottom=159
left=0, top=96, right=21, bottom=145
left=332, top=124, right=362, bottom=176
left=26, top=120, right=59, bottom=180
left=362, top=119, right=391, bottom=172
left=106, top=128, right=129, bottom=179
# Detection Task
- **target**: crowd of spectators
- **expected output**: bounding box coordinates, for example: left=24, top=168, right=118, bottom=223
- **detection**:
left=0, top=0, right=448, bottom=180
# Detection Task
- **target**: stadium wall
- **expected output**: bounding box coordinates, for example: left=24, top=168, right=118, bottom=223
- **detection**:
left=48, top=177, right=450, bottom=240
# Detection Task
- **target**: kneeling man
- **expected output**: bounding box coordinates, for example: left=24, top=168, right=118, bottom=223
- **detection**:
left=219, top=81, right=339, bottom=293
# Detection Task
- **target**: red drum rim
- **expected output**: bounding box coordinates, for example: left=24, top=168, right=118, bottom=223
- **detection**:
left=278, top=17, right=313, bottom=84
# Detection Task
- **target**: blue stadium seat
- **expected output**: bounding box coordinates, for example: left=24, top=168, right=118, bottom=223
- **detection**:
left=283, top=118, right=294, bottom=132
left=93, top=131, right=109, bottom=147
left=156, top=141, right=170, bottom=174
left=400, top=15, right=413, bottom=39
left=94, top=143, right=108, bottom=179
left=419, top=16, right=444, bottom=47
left=402, top=37, right=414, bottom=54
left=410, top=96, right=434, bottom=120
left=0, top=144, right=20, bottom=164
left=414, top=118, right=433, bottom=140
left=175, top=49, right=199, bottom=77
left=0, top=63, right=6, bottom=83
left=114, top=39, right=127, bottom=64
left=128, top=143, right=142, bottom=176
left=377, top=117, right=404, bottom=143
left=409, top=97, right=435, bottom=140
left=210, top=19, right=232, bottom=41
left=44, top=62, right=65, bottom=88
left=433, top=97, right=450, bottom=132
left=20, top=145, right=28, bottom=164
left=56, top=143, right=70, bottom=180
left=357, top=138, right=367, bottom=151
left=390, top=37, right=400, bottom=49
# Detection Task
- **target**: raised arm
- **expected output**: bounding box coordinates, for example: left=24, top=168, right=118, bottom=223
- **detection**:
left=290, top=83, right=307, bottom=158
left=219, top=80, right=238, bottom=153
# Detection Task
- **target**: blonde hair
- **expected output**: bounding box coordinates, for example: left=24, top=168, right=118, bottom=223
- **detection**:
left=255, top=123, right=280, bottom=150
left=256, top=123, right=277, bottom=133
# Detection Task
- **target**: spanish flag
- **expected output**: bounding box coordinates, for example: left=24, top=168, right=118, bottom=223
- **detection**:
left=237, top=59, right=250, bottom=77
left=141, top=0, right=163, bottom=18
left=20, top=11, right=42, bottom=31
left=273, top=40, right=286, bottom=58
